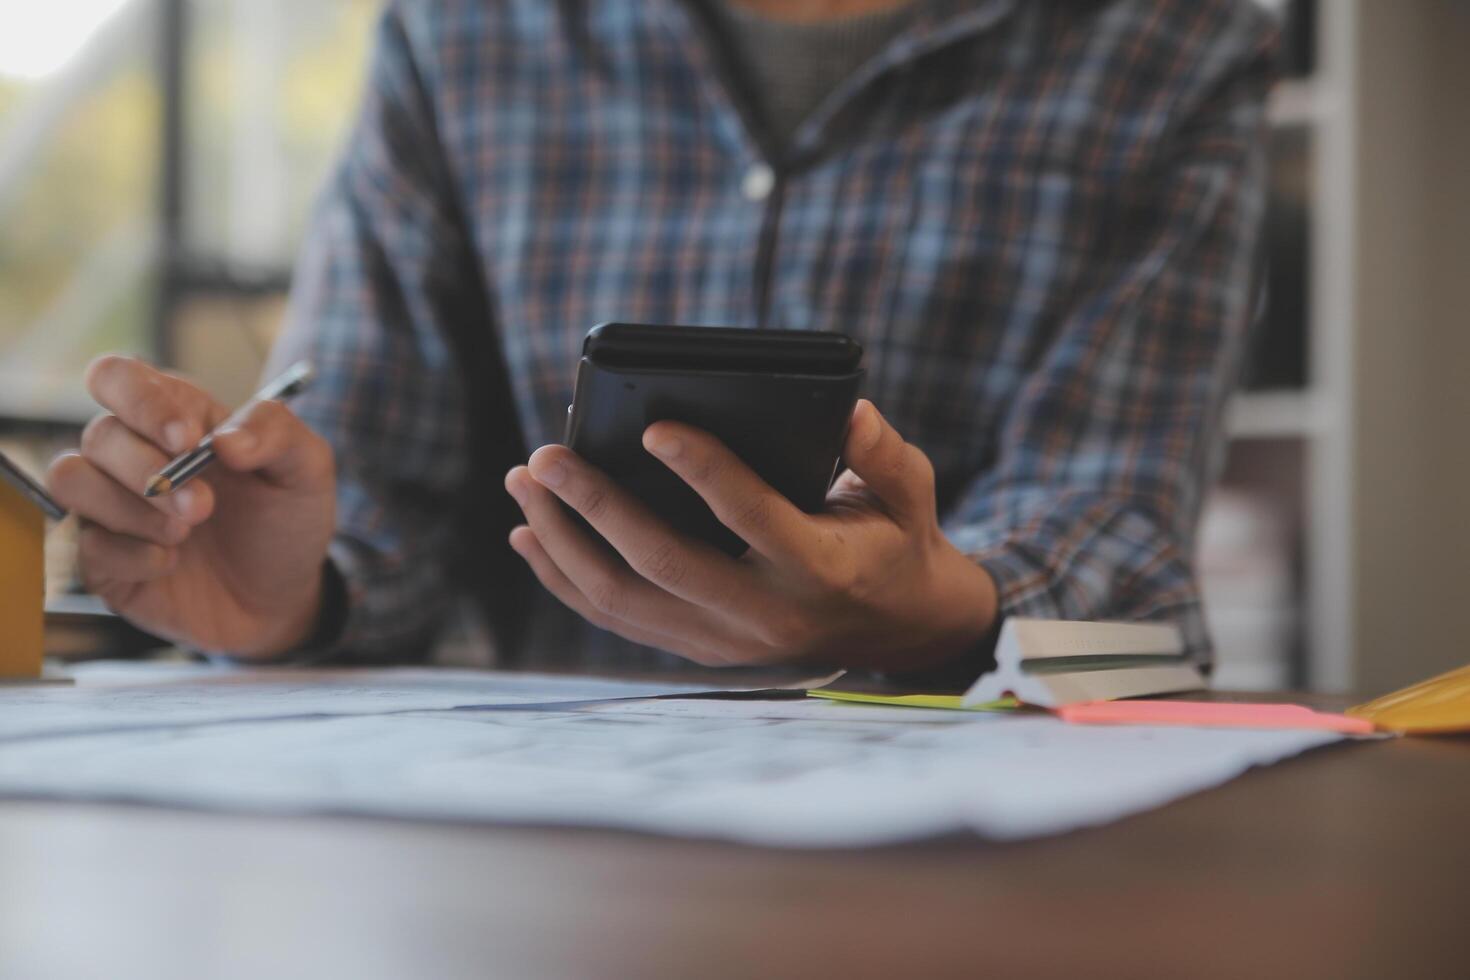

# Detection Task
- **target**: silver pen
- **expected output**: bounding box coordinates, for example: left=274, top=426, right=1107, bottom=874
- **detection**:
left=143, top=361, right=315, bottom=498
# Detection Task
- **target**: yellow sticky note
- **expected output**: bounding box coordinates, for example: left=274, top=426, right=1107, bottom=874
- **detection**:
left=808, top=690, right=1018, bottom=712
left=1348, top=664, right=1470, bottom=734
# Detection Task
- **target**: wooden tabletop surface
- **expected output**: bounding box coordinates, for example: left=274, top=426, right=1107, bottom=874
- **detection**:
left=0, top=689, right=1465, bottom=980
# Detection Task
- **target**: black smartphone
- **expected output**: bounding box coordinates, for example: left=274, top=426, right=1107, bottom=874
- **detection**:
left=565, top=323, right=865, bottom=556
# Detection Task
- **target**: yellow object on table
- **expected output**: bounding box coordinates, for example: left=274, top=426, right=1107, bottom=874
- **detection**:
left=1348, top=665, right=1470, bottom=735
left=808, top=690, right=1018, bottom=711
left=0, top=475, right=45, bottom=681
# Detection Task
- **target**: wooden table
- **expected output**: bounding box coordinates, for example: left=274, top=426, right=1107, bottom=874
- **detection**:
left=0, top=692, right=1465, bottom=980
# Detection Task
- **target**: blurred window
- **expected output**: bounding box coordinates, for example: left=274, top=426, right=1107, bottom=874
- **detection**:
left=168, top=0, right=375, bottom=405
left=0, top=0, right=160, bottom=421
left=0, top=0, right=375, bottom=423
left=183, top=0, right=375, bottom=274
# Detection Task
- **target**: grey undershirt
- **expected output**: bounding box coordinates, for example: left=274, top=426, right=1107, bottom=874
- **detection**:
left=703, top=1, right=920, bottom=150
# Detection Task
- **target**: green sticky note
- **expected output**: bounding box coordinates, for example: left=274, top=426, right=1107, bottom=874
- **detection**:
left=807, top=690, right=1018, bottom=712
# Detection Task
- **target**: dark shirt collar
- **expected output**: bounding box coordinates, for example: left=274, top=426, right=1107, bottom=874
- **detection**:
left=664, top=0, right=1019, bottom=163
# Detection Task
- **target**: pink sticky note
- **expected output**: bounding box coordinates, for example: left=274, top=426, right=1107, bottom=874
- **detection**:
left=1056, top=700, right=1377, bottom=734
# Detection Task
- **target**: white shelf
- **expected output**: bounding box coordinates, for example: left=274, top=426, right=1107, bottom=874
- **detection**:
left=1268, top=79, right=1338, bottom=128
left=1227, top=389, right=1323, bottom=440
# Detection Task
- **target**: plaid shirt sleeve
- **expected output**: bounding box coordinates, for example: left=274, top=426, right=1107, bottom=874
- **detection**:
left=943, top=29, right=1275, bottom=658
left=271, top=7, right=476, bottom=661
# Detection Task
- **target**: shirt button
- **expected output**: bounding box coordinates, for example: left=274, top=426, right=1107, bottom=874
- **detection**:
left=741, top=163, right=776, bottom=202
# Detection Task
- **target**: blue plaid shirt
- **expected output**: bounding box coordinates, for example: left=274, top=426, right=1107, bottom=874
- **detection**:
left=276, top=0, right=1277, bottom=668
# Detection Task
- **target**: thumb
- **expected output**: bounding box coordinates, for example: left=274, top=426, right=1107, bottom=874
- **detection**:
left=840, top=400, right=936, bottom=521
left=210, top=399, right=334, bottom=492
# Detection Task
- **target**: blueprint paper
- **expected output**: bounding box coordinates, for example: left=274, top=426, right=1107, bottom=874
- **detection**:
left=0, top=666, right=1349, bottom=846
left=0, top=664, right=721, bottom=744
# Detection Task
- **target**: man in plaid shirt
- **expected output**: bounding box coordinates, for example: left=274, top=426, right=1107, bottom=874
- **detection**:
left=50, top=0, right=1276, bottom=677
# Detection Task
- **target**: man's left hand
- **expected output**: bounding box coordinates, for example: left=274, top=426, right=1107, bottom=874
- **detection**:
left=504, top=400, right=998, bottom=671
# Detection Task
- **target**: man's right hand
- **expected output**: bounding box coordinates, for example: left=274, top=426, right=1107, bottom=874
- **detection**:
left=47, top=356, right=337, bottom=659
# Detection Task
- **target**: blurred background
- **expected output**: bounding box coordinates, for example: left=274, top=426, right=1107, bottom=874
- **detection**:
left=0, top=0, right=1465, bottom=694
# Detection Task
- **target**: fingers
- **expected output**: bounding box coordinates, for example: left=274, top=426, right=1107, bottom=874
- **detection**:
left=639, top=423, right=814, bottom=562
left=79, top=413, right=215, bottom=523
left=523, top=446, right=760, bottom=613
left=508, top=526, right=728, bottom=665
left=47, top=454, right=189, bottom=547
left=837, top=400, right=936, bottom=521
left=80, top=355, right=333, bottom=508
left=85, top=355, right=226, bottom=455
left=77, top=523, right=177, bottom=586
left=211, top=399, right=334, bottom=492
left=505, top=466, right=739, bottom=655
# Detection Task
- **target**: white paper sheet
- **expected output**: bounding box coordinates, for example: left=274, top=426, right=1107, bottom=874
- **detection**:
left=0, top=665, right=1350, bottom=846
left=0, top=664, right=721, bottom=744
